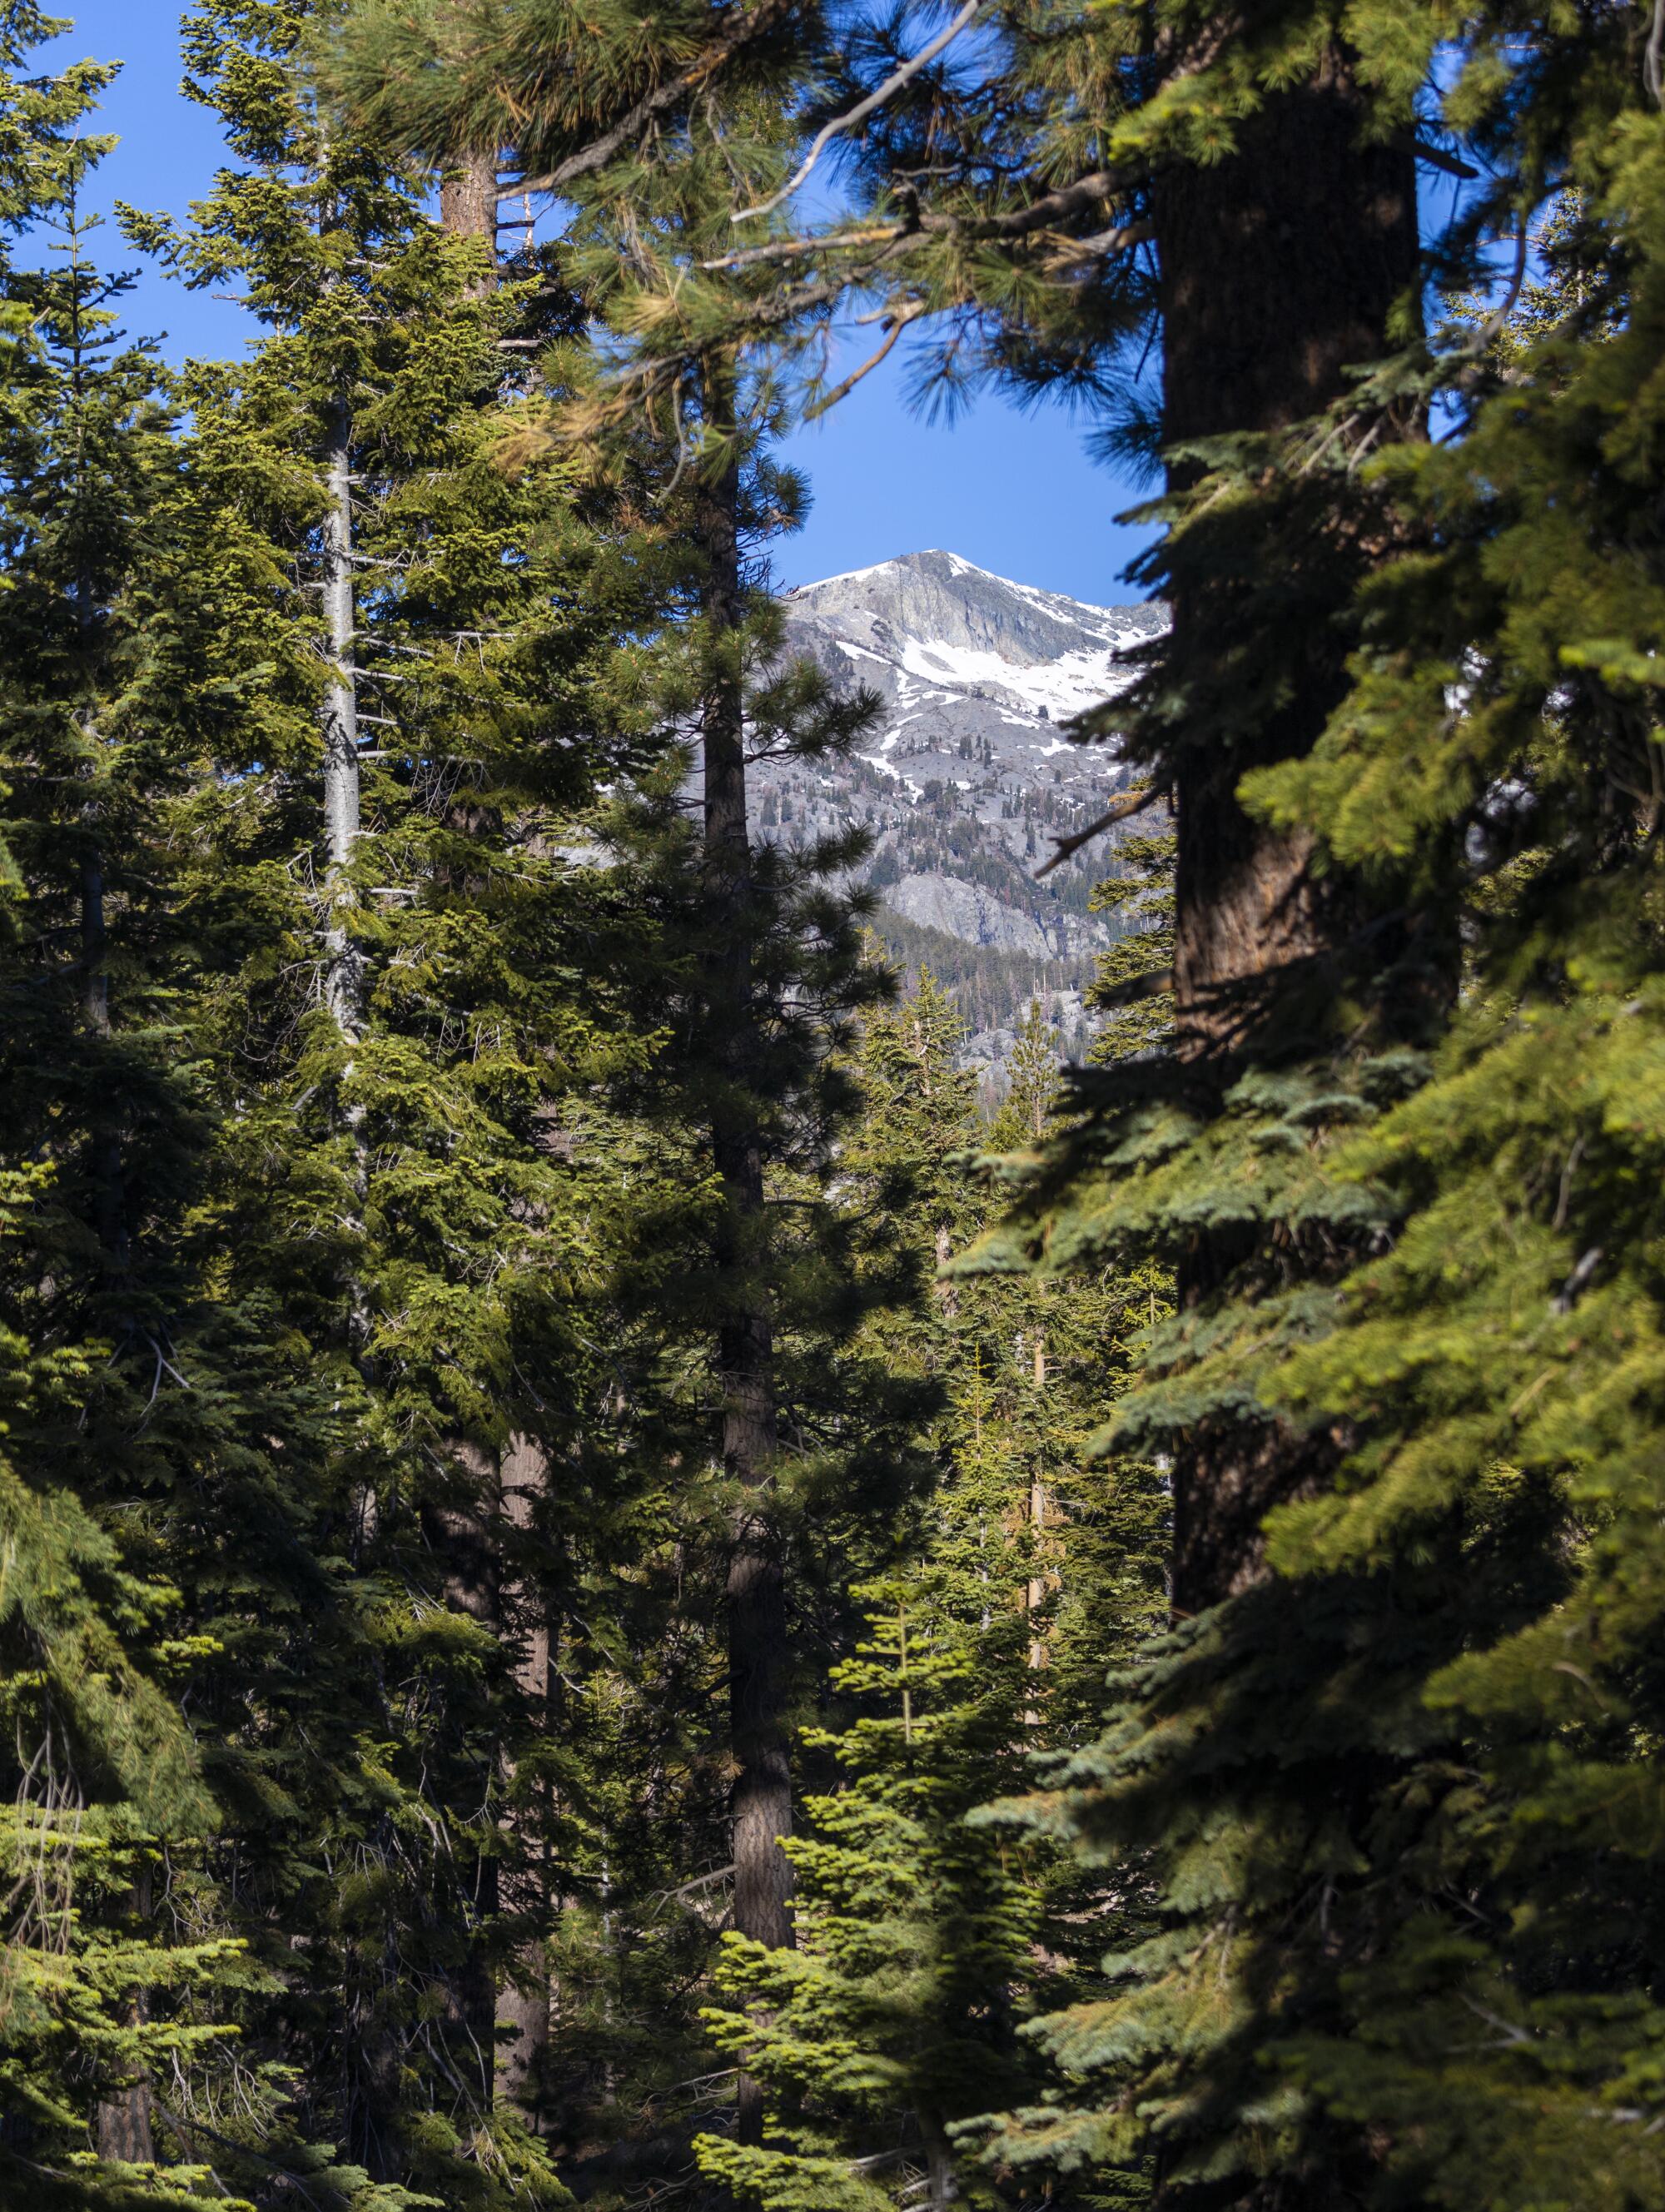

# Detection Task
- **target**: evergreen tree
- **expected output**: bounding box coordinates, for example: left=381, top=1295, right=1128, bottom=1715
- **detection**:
left=695, top=976, right=1167, bottom=2210
left=0, top=2, right=688, bottom=2200
left=0, top=28, right=299, bottom=2199
left=857, top=13, right=1665, bottom=2212
left=319, top=0, right=926, bottom=2170
left=17, top=1, right=1665, bottom=2209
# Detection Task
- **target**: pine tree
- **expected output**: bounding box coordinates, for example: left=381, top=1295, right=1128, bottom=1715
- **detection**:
left=694, top=975, right=1167, bottom=2210
left=50, top=3, right=699, bottom=2199
left=318, top=0, right=917, bottom=2166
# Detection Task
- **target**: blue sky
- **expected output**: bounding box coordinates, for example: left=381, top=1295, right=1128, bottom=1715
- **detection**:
left=33, top=1, right=1153, bottom=606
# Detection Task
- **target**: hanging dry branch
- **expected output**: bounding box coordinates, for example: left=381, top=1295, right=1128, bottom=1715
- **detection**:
left=1035, top=783, right=1165, bottom=877
left=804, top=298, right=929, bottom=414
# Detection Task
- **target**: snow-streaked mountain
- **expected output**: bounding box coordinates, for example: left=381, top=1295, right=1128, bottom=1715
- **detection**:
left=749, top=550, right=1164, bottom=1074
left=793, top=548, right=1161, bottom=736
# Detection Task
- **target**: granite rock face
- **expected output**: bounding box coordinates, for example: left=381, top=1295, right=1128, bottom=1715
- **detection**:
left=748, top=550, right=1164, bottom=1068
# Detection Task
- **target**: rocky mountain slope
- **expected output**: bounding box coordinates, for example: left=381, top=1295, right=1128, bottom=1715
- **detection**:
left=752, top=550, right=1164, bottom=1071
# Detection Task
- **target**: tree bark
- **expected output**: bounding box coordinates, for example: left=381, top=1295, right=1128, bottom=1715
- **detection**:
left=321, top=405, right=364, bottom=1041
left=495, top=1433, right=554, bottom=2120
left=440, top=147, right=500, bottom=291
left=697, top=356, right=793, bottom=2149
left=96, top=1864, right=154, bottom=2167
left=1156, top=53, right=1418, bottom=1618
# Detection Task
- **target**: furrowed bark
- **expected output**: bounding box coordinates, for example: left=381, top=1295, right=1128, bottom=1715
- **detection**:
left=698, top=355, right=793, bottom=2149
left=440, top=146, right=500, bottom=291
left=1156, top=59, right=1418, bottom=1608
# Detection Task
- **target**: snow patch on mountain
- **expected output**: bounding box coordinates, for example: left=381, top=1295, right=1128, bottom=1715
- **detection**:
left=742, top=550, right=1166, bottom=1078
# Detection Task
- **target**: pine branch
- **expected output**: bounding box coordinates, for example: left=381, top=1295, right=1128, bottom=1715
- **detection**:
left=510, top=0, right=798, bottom=196
left=731, top=0, right=984, bottom=223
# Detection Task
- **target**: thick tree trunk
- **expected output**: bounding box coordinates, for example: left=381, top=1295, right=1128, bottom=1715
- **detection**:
left=1156, top=55, right=1417, bottom=1618
left=698, top=358, right=793, bottom=2149
left=440, top=147, right=500, bottom=290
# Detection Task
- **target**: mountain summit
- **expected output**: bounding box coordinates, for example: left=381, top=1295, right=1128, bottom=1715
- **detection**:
left=788, top=547, right=1161, bottom=733
left=753, top=552, right=1162, bottom=1070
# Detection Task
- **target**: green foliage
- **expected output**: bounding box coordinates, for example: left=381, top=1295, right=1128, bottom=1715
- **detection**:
left=693, top=977, right=1167, bottom=2209
left=937, top=20, right=1665, bottom=2212
left=16, top=0, right=1665, bottom=2205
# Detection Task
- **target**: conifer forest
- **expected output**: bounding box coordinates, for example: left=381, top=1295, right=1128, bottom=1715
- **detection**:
left=7, top=0, right=1665, bottom=2205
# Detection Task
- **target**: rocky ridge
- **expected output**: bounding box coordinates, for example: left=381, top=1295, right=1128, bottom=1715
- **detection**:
left=751, top=549, right=1163, bottom=1069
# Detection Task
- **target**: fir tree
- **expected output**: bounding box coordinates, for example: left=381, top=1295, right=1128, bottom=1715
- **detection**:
left=47, top=2, right=697, bottom=2198
left=318, top=0, right=919, bottom=2168
left=695, top=975, right=1167, bottom=2210
left=0, top=32, right=287, bottom=2197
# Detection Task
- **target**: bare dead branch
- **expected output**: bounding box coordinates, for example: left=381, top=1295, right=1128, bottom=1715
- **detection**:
left=1465, top=213, right=1530, bottom=357
left=733, top=0, right=983, bottom=223
left=1035, top=783, right=1164, bottom=877
left=1044, top=218, right=1153, bottom=269
left=806, top=299, right=928, bottom=414
left=701, top=224, right=905, bottom=272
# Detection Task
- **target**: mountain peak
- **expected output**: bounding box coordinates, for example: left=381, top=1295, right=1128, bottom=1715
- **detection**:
left=753, top=550, right=1163, bottom=1075
left=788, top=549, right=1162, bottom=688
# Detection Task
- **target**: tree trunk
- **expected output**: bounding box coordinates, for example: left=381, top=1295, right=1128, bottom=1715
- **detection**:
left=430, top=144, right=557, bottom=2128
left=79, top=846, right=127, bottom=1273
left=1026, top=1330, right=1047, bottom=1673
left=440, top=147, right=500, bottom=291
left=77, top=592, right=147, bottom=2166
left=420, top=1441, right=502, bottom=2113
left=321, top=405, right=363, bottom=1041
left=697, top=356, right=793, bottom=2149
left=1156, top=52, right=1418, bottom=1618
left=96, top=1865, right=153, bottom=2166
left=316, top=395, right=408, bottom=2182
left=495, top=1433, right=554, bottom=2120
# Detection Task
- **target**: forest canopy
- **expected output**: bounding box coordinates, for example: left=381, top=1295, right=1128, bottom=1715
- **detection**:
left=2, top=0, right=1664, bottom=2209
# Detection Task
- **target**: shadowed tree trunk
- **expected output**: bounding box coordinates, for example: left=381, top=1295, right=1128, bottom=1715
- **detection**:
left=95, top=1872, right=153, bottom=2166
left=495, top=1433, right=554, bottom=2117
left=1156, top=53, right=1418, bottom=1617
left=697, top=355, right=793, bottom=2149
